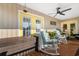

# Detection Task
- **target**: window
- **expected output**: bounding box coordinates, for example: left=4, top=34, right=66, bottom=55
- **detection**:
left=23, top=17, right=31, bottom=36
left=70, top=23, right=75, bottom=35
left=36, top=20, right=41, bottom=24
left=50, top=21, right=56, bottom=25
left=36, top=20, right=41, bottom=33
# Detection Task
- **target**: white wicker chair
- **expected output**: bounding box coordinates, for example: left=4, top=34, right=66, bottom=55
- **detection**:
left=38, top=31, right=59, bottom=55
left=55, top=29, right=67, bottom=44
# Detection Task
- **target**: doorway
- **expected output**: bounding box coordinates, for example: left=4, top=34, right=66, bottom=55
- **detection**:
left=63, top=24, right=67, bottom=32
left=70, top=23, right=76, bottom=36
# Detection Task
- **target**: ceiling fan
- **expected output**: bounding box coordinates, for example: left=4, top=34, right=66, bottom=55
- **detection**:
left=49, top=7, right=72, bottom=17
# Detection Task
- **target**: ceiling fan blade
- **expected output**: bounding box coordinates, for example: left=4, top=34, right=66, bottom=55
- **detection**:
left=48, top=13, right=56, bottom=15
left=53, top=13, right=57, bottom=17
left=61, top=8, right=72, bottom=12
left=59, top=12, right=65, bottom=15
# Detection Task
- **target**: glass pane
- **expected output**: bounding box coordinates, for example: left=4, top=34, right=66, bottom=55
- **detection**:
left=23, top=17, right=31, bottom=36
left=36, top=20, right=41, bottom=33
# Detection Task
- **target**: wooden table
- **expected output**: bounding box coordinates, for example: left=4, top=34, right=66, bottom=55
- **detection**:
left=0, top=36, right=36, bottom=56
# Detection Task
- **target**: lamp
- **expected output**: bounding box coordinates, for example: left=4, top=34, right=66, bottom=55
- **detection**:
left=23, top=0, right=27, bottom=13
left=23, top=9, right=27, bottom=12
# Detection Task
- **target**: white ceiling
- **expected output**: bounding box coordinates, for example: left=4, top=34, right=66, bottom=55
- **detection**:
left=20, top=3, right=79, bottom=20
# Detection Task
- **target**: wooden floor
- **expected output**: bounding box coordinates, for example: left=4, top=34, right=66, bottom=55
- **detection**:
left=26, top=39, right=79, bottom=56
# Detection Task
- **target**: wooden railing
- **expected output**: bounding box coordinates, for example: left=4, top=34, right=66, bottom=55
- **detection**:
left=8, top=46, right=35, bottom=56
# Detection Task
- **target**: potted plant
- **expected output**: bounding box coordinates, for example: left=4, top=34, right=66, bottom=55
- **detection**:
left=48, top=31, right=57, bottom=39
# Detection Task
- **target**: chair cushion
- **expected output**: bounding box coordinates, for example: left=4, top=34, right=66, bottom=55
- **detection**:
left=43, top=31, right=50, bottom=42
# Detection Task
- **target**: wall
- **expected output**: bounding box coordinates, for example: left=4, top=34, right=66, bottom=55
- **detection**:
left=77, top=18, right=79, bottom=33
left=0, top=4, right=19, bottom=38
left=0, top=3, right=60, bottom=38
left=44, top=17, right=61, bottom=32
left=61, top=17, right=79, bottom=35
